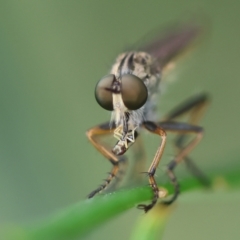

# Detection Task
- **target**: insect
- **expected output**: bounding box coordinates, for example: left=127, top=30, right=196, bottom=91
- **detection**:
left=87, top=22, right=209, bottom=212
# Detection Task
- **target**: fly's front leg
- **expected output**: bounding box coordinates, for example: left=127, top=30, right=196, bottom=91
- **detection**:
left=86, top=122, right=127, bottom=198
left=137, top=121, right=167, bottom=212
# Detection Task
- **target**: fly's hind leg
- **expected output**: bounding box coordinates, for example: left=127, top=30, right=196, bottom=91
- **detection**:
left=86, top=122, right=127, bottom=198
left=158, top=121, right=204, bottom=204
left=163, top=93, right=209, bottom=124
left=160, top=93, right=210, bottom=203
left=163, top=93, right=209, bottom=152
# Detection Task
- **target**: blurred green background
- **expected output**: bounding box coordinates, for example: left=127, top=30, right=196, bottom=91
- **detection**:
left=0, top=1, right=240, bottom=239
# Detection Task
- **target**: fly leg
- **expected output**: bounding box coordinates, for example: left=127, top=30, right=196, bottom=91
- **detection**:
left=137, top=120, right=203, bottom=212
left=163, top=93, right=209, bottom=124
left=151, top=93, right=210, bottom=204
left=162, top=93, right=210, bottom=188
left=86, top=122, right=128, bottom=198
left=137, top=121, right=167, bottom=212
left=158, top=121, right=204, bottom=204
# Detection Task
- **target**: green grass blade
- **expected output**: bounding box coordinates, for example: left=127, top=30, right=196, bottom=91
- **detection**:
left=2, top=163, right=240, bottom=240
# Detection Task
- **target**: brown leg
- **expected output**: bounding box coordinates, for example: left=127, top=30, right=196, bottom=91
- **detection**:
left=158, top=121, right=204, bottom=204
left=163, top=93, right=211, bottom=190
left=164, top=93, right=209, bottom=169
left=137, top=94, right=209, bottom=212
left=86, top=122, right=127, bottom=198
left=137, top=121, right=167, bottom=212
left=137, top=120, right=203, bottom=212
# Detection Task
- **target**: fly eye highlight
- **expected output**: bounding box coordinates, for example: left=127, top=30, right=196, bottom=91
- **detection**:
left=95, top=74, right=148, bottom=111
left=121, top=74, right=148, bottom=110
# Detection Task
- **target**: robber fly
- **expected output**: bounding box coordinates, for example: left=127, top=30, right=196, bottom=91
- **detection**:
left=87, top=22, right=209, bottom=212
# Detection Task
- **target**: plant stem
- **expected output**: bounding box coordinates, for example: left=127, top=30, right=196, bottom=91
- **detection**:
left=3, top=164, right=240, bottom=240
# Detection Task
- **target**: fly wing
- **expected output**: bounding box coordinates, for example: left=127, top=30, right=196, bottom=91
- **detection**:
left=141, top=23, right=203, bottom=70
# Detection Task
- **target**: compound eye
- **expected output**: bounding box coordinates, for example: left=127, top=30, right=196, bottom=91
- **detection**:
left=95, top=74, right=115, bottom=111
left=121, top=74, right=148, bottom=110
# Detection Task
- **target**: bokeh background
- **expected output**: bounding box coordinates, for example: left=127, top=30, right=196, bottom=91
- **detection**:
left=0, top=1, right=240, bottom=239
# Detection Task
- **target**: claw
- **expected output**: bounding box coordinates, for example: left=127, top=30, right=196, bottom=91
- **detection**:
left=137, top=204, right=153, bottom=213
